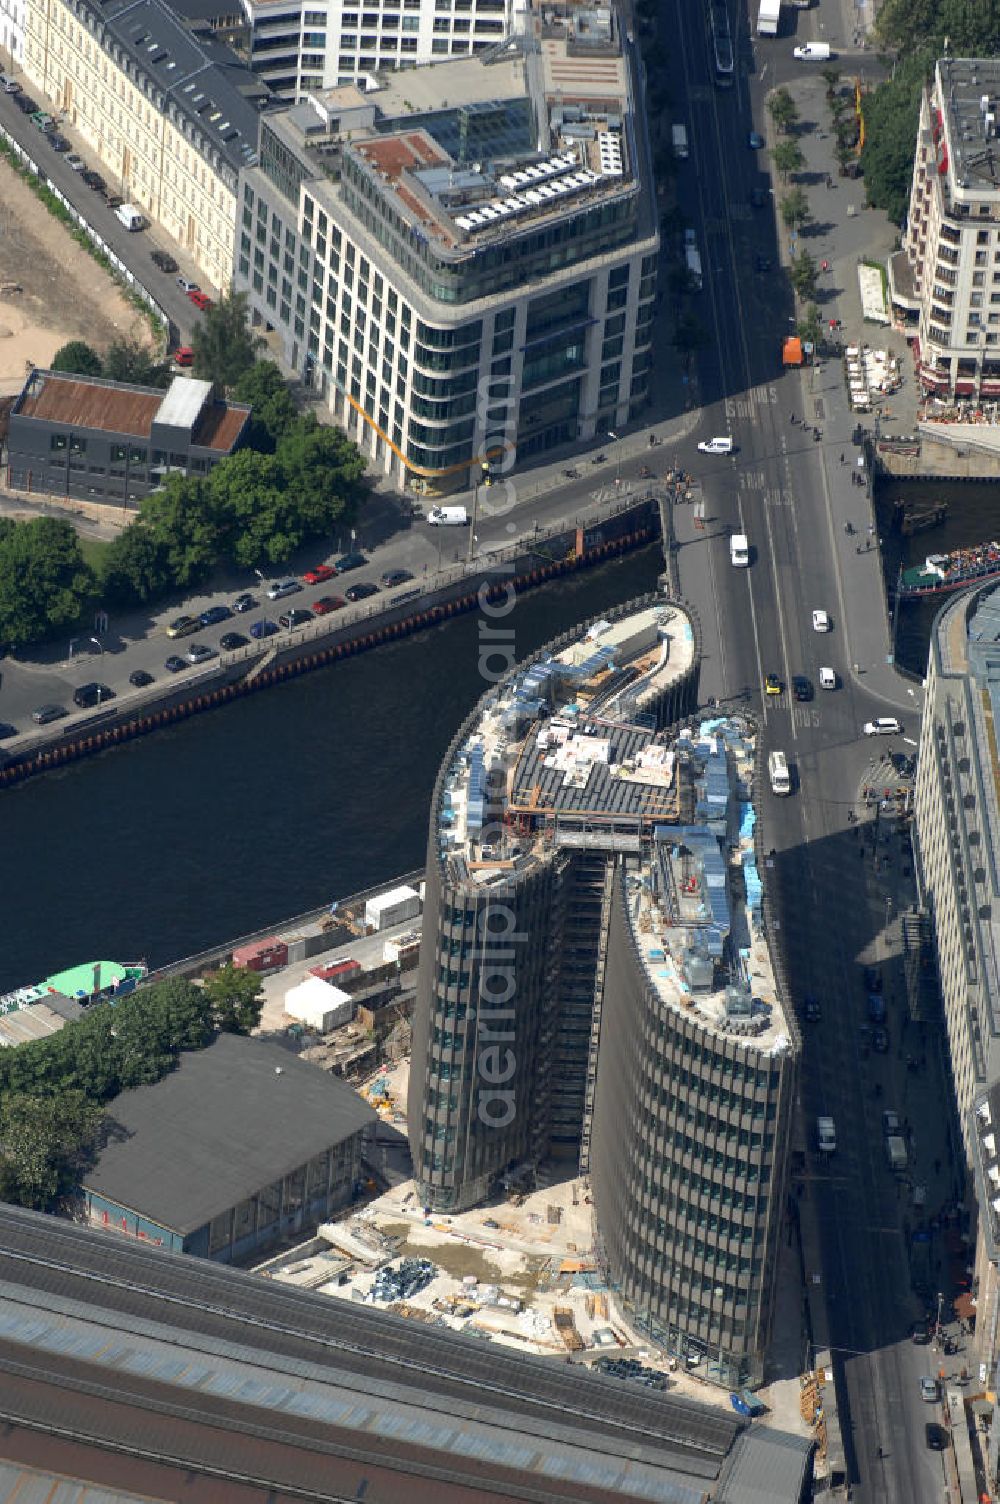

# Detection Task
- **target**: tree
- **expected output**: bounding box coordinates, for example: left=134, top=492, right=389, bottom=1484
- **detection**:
left=191, top=290, right=265, bottom=391
left=0, top=1090, right=104, bottom=1210
left=51, top=340, right=103, bottom=377
left=0, top=517, right=94, bottom=648
left=821, top=66, right=842, bottom=95
left=137, top=473, right=225, bottom=587
left=673, top=311, right=707, bottom=353
left=275, top=417, right=364, bottom=533
left=772, top=139, right=805, bottom=182
left=767, top=87, right=799, bottom=135
left=99, top=522, right=172, bottom=606
left=780, top=187, right=812, bottom=232
left=859, top=52, right=928, bottom=224
left=790, top=250, right=819, bottom=300
left=208, top=451, right=296, bottom=567
left=202, top=964, right=264, bottom=1034
left=797, top=304, right=823, bottom=348
left=234, top=361, right=299, bottom=452
left=102, top=335, right=171, bottom=388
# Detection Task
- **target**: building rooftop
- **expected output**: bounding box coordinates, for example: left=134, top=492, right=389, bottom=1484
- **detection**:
left=937, top=57, right=1000, bottom=197
left=0, top=995, right=83, bottom=1047
left=14, top=371, right=249, bottom=454
left=86, top=0, right=266, bottom=180
left=83, top=1033, right=377, bottom=1234
left=372, top=53, right=527, bottom=115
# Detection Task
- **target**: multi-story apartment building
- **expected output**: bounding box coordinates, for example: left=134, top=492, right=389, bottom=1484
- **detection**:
left=914, top=583, right=1000, bottom=1168
left=406, top=593, right=799, bottom=1386
left=240, top=0, right=519, bottom=98
left=900, top=57, right=1000, bottom=399
left=22, top=0, right=267, bottom=292
left=0, top=0, right=25, bottom=64
left=233, top=5, right=657, bottom=492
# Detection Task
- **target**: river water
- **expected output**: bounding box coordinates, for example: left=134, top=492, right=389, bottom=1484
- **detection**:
left=877, top=475, right=1000, bottom=676
left=0, top=550, right=662, bottom=992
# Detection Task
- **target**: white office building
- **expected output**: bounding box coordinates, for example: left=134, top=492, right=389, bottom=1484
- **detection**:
left=234, top=3, right=657, bottom=493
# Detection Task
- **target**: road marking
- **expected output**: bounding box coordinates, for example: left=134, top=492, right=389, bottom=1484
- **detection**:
left=903, top=736, right=917, bottom=746
left=739, top=469, right=767, bottom=492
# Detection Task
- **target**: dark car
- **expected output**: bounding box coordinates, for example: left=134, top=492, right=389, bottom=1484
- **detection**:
left=232, top=592, right=257, bottom=613
left=872, top=1026, right=889, bottom=1054
left=912, top=1320, right=931, bottom=1344
left=792, top=675, right=813, bottom=702
left=925, top=1423, right=947, bottom=1450
left=219, top=631, right=248, bottom=651
left=199, top=604, right=232, bottom=627
left=754, top=253, right=772, bottom=273
left=82, top=169, right=106, bottom=191
left=48, top=133, right=70, bottom=152
left=803, top=994, right=821, bottom=1021
left=312, top=595, right=346, bottom=615
left=335, top=551, right=368, bottom=573
left=346, top=581, right=379, bottom=602
left=31, top=703, right=67, bottom=724
left=250, top=618, right=279, bottom=639
left=104, top=192, right=123, bottom=210
left=381, top=568, right=415, bottom=587
left=750, top=186, right=770, bottom=208
left=164, top=654, right=188, bottom=673
left=151, top=248, right=178, bottom=273
left=0, top=722, right=17, bottom=738
left=13, top=93, right=37, bottom=113
left=278, top=609, right=313, bottom=629
left=128, top=668, right=154, bottom=688
left=73, top=682, right=115, bottom=708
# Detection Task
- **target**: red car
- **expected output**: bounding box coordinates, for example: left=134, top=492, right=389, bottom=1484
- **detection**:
left=173, top=346, right=194, bottom=368
left=303, top=564, right=335, bottom=585
left=312, top=595, right=346, bottom=615
left=187, top=289, right=212, bottom=311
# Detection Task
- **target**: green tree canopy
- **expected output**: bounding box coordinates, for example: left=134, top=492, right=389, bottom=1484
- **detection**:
left=859, top=53, right=928, bottom=224
left=772, top=140, right=805, bottom=182
left=0, top=517, right=94, bottom=649
left=191, top=291, right=265, bottom=391
left=780, top=187, right=812, bottom=232
left=233, top=360, right=299, bottom=451
left=0, top=1090, right=104, bottom=1210
left=202, top=964, right=265, bottom=1034
left=103, top=336, right=171, bottom=389
left=797, top=304, right=823, bottom=348
left=137, top=473, right=226, bottom=587
left=99, top=522, right=172, bottom=606
left=768, top=88, right=799, bottom=135
left=790, top=249, right=819, bottom=300
left=50, top=340, right=103, bottom=377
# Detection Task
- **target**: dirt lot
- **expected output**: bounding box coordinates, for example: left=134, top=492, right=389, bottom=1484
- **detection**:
left=0, top=157, right=149, bottom=394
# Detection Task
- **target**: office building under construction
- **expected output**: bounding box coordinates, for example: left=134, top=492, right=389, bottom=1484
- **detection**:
left=408, top=591, right=799, bottom=1386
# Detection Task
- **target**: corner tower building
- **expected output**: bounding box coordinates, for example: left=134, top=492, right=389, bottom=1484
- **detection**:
left=408, top=592, right=799, bottom=1385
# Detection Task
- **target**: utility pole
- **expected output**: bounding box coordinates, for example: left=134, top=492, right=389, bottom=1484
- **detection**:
left=468, top=459, right=490, bottom=563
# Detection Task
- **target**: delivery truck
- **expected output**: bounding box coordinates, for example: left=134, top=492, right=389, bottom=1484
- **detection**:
left=115, top=203, right=146, bottom=231
left=757, top=0, right=780, bottom=35
left=427, top=505, right=470, bottom=526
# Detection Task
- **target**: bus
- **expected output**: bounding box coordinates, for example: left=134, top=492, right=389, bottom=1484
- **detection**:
left=710, top=2, right=734, bottom=86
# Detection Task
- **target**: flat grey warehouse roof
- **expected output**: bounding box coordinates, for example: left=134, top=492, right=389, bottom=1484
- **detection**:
left=83, top=1033, right=376, bottom=1234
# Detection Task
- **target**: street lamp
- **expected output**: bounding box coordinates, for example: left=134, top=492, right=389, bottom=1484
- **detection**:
left=608, top=430, right=621, bottom=486
left=468, top=459, right=490, bottom=563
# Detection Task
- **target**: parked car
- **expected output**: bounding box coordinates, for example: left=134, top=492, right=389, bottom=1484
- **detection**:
left=278, top=609, right=313, bottom=629
left=151, top=248, right=178, bottom=273
left=925, top=1423, right=948, bottom=1450
left=185, top=642, right=217, bottom=664
left=164, top=654, right=188, bottom=673
left=65, top=153, right=86, bottom=172
left=382, top=568, right=415, bottom=587
left=187, top=289, right=212, bottom=311
left=0, top=722, right=17, bottom=737
left=250, top=618, right=279, bottom=639
left=335, top=551, right=368, bottom=573
left=72, top=682, right=115, bottom=708
left=198, top=604, right=232, bottom=627
left=232, top=592, right=257, bottom=613
left=31, top=703, right=66, bottom=725
left=172, top=346, right=194, bottom=368
left=266, top=578, right=301, bottom=600
left=13, top=93, right=37, bottom=113
left=219, top=632, right=248, bottom=651
left=128, top=669, right=154, bottom=687
left=312, top=595, right=346, bottom=615
left=30, top=110, right=53, bottom=131
left=104, top=192, right=123, bottom=210
left=911, top=1319, right=931, bottom=1344
left=750, top=186, right=769, bottom=207
left=803, top=995, right=821, bottom=1021
left=82, top=169, right=106, bottom=191
left=303, top=564, right=335, bottom=585
left=346, top=581, right=379, bottom=602
left=920, top=1376, right=940, bottom=1403
left=177, top=275, right=199, bottom=293
left=872, top=1026, right=889, bottom=1054
left=748, top=131, right=765, bottom=149
left=48, top=134, right=70, bottom=152
left=792, top=675, right=812, bottom=702
left=166, top=614, right=199, bottom=638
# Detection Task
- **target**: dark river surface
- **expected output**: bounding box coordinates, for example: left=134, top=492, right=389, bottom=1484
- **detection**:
left=877, top=474, right=1000, bottom=676
left=0, top=549, right=663, bottom=992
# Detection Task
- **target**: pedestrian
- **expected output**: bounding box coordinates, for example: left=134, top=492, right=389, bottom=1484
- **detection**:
left=790, top=412, right=796, bottom=424
left=841, top=453, right=845, bottom=464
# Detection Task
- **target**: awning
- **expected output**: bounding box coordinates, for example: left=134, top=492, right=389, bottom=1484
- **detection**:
left=955, top=1291, right=977, bottom=1321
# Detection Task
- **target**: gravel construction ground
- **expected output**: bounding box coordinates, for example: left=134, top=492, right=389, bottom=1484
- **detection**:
left=0, top=157, right=148, bottom=394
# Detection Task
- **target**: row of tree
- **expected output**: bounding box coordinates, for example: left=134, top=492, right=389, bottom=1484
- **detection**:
left=0, top=359, right=364, bottom=648
left=0, top=967, right=263, bottom=1209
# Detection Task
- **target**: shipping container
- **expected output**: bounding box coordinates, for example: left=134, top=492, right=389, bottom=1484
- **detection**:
left=285, top=975, right=354, bottom=1033
left=232, top=936, right=288, bottom=973
left=365, top=884, right=422, bottom=932
left=311, top=958, right=363, bottom=985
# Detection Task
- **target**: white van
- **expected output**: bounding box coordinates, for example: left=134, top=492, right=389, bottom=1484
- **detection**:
left=817, top=1116, right=836, bottom=1153
left=115, top=203, right=145, bottom=231
left=863, top=717, right=902, bottom=737
left=672, top=124, right=689, bottom=159
left=793, top=41, right=832, bottom=60
left=768, top=749, right=791, bottom=795
left=819, top=666, right=836, bottom=690
left=730, top=533, right=749, bottom=567
left=427, top=506, right=469, bottom=526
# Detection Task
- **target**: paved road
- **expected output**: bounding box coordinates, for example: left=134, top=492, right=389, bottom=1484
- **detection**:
left=659, top=4, right=947, bottom=1500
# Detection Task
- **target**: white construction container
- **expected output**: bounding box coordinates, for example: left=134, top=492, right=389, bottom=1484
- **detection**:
left=365, top=883, right=422, bottom=932
left=285, top=975, right=354, bottom=1033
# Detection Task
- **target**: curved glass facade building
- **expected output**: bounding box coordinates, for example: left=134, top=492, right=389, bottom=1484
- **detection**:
left=408, top=590, right=798, bottom=1384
